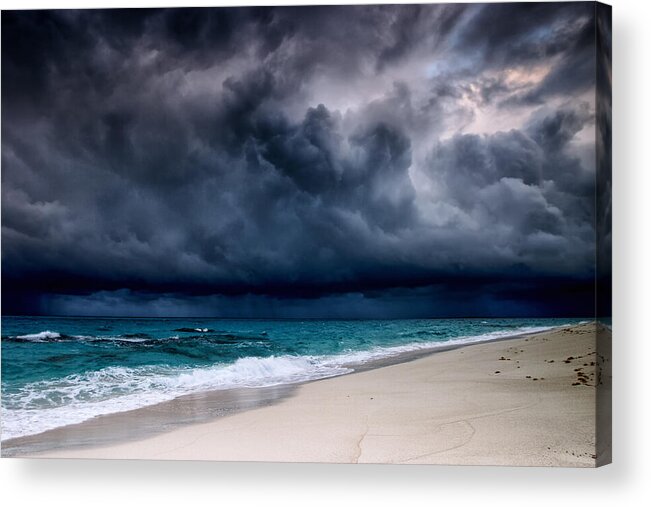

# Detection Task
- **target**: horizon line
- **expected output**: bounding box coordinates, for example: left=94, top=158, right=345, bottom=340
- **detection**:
left=1, top=314, right=600, bottom=321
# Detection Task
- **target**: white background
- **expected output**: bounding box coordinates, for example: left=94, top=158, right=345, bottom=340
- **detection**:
left=1, top=0, right=649, bottom=505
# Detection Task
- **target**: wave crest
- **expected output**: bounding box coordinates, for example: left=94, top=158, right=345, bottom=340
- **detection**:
left=14, top=330, right=61, bottom=342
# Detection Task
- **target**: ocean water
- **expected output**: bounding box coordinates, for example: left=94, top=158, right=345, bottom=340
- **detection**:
left=1, top=316, right=587, bottom=441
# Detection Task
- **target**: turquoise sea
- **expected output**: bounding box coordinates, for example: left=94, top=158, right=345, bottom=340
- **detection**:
left=1, top=316, right=588, bottom=441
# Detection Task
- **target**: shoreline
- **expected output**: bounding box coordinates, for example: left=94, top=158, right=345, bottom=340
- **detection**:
left=3, top=322, right=611, bottom=465
left=2, top=323, right=569, bottom=456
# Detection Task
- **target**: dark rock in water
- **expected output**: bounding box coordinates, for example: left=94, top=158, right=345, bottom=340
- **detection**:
left=174, top=327, right=214, bottom=333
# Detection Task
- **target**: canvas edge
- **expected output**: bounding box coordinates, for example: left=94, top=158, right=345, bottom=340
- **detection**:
left=595, top=0, right=612, bottom=468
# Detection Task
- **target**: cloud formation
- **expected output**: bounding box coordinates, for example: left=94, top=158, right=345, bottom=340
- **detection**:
left=1, top=4, right=608, bottom=317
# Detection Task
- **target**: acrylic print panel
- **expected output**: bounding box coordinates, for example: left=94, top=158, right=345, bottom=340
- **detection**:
left=1, top=2, right=612, bottom=466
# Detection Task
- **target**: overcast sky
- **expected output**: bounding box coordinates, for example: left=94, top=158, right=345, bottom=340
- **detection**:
left=1, top=3, right=611, bottom=318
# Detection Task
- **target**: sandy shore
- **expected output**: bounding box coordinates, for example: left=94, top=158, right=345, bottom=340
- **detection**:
left=14, top=322, right=611, bottom=466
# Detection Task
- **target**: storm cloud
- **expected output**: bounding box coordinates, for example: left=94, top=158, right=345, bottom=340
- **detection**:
left=1, top=4, right=609, bottom=317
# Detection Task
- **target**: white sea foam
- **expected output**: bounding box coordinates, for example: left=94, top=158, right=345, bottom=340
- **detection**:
left=1, top=323, right=566, bottom=441
left=14, top=330, right=61, bottom=341
left=1, top=357, right=350, bottom=440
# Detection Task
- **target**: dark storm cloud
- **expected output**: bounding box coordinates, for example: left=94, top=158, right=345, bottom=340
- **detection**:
left=1, top=4, right=605, bottom=317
